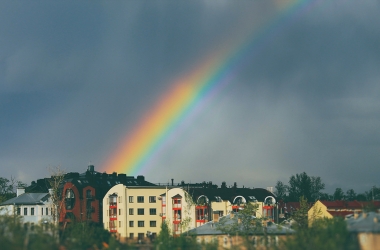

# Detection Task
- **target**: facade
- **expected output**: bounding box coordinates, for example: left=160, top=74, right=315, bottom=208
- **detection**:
left=161, top=182, right=277, bottom=235
left=0, top=188, right=53, bottom=225
left=26, top=165, right=156, bottom=226
left=102, top=184, right=166, bottom=243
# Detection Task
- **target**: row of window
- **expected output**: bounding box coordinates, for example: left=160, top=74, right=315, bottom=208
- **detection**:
left=128, top=196, right=156, bottom=203
left=129, top=232, right=157, bottom=240
left=128, top=220, right=156, bottom=227
left=109, top=220, right=157, bottom=228
left=108, top=208, right=157, bottom=216
left=17, top=207, right=50, bottom=216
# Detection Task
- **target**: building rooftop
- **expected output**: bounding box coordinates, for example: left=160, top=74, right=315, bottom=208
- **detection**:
left=0, top=193, right=49, bottom=206
left=346, top=212, right=380, bottom=233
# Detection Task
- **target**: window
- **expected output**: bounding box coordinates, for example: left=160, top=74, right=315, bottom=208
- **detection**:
left=138, top=233, right=144, bottom=240
left=138, top=221, right=144, bottom=227
left=149, top=196, right=156, bottom=203
left=129, top=196, right=134, bottom=203
left=138, top=208, right=144, bottom=215
left=31, top=208, right=34, bottom=215
left=150, top=221, right=156, bottom=227
left=65, top=189, right=75, bottom=210
left=149, top=208, right=156, bottom=215
left=46, top=207, right=48, bottom=215
left=41, top=208, right=43, bottom=215
left=24, top=208, right=27, bottom=215
left=17, top=208, right=21, bottom=215
left=119, top=209, right=121, bottom=215
left=118, top=196, right=122, bottom=203
left=129, top=233, right=134, bottom=239
left=137, top=196, right=144, bottom=203
left=119, top=221, right=121, bottom=227
left=129, top=221, right=134, bottom=227
left=129, top=208, right=134, bottom=215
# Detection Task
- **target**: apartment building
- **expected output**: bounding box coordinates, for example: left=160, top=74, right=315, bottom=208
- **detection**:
left=161, top=182, right=277, bottom=235
left=103, top=184, right=166, bottom=243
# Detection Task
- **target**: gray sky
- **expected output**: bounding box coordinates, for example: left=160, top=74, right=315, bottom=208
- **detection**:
left=1, top=0, right=379, bottom=194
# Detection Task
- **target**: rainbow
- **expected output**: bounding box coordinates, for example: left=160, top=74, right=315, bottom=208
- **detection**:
left=101, top=0, right=321, bottom=175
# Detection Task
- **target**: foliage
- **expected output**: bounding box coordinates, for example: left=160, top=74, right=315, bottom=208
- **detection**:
left=61, top=221, right=112, bottom=250
left=345, top=189, right=356, bottom=201
left=290, top=196, right=309, bottom=230
left=274, top=180, right=288, bottom=201
left=155, top=220, right=198, bottom=250
left=287, top=172, right=325, bottom=202
left=0, top=176, right=26, bottom=203
left=282, top=217, right=359, bottom=250
left=333, top=188, right=345, bottom=200
left=217, top=202, right=262, bottom=236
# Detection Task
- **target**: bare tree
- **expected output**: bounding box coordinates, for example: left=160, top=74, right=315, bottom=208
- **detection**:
left=47, top=166, right=66, bottom=225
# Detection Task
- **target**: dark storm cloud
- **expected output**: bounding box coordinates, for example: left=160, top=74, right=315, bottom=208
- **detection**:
left=1, top=0, right=379, bottom=193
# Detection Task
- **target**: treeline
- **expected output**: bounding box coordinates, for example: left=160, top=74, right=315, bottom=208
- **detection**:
left=275, top=172, right=379, bottom=202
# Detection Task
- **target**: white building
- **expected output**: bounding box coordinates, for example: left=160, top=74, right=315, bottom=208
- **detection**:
left=0, top=188, right=53, bottom=225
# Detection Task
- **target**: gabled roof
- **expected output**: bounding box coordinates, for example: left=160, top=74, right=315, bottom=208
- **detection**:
left=0, top=193, right=50, bottom=206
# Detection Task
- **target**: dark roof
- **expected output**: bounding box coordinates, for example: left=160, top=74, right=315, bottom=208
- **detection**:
left=185, top=187, right=276, bottom=204
left=26, top=166, right=157, bottom=199
left=0, top=193, right=49, bottom=206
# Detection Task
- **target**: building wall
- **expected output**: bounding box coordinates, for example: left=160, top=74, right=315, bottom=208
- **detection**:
left=357, top=233, right=380, bottom=250
left=195, top=234, right=289, bottom=250
left=308, top=200, right=332, bottom=226
left=0, top=203, right=52, bottom=224
left=103, top=184, right=165, bottom=243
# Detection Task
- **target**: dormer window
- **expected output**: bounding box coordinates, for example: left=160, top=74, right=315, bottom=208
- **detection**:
left=215, top=196, right=222, bottom=202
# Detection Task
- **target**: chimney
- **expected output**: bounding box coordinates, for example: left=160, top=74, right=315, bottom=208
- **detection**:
left=17, top=188, right=25, bottom=197
left=48, top=189, right=54, bottom=196
left=171, top=179, right=174, bottom=186
left=88, top=165, right=95, bottom=172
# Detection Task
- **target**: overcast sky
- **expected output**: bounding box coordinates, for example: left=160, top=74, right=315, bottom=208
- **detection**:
left=1, top=0, right=379, bottom=194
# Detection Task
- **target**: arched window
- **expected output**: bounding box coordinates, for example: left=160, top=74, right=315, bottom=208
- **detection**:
left=65, top=189, right=75, bottom=210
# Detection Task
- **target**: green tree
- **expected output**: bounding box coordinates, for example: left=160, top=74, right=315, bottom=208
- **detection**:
left=290, top=196, right=309, bottom=230
left=274, top=180, right=288, bottom=201
left=287, top=172, right=325, bottom=202
left=333, top=188, right=345, bottom=200
left=282, top=217, right=359, bottom=250
left=217, top=202, right=263, bottom=250
left=345, top=189, right=356, bottom=201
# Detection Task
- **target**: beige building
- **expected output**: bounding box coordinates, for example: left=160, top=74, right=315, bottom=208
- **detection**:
left=161, top=183, right=276, bottom=235
left=102, top=184, right=166, bottom=243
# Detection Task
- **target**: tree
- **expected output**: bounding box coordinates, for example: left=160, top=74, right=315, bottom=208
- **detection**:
left=0, top=176, right=27, bottom=203
left=333, top=188, right=345, bottom=200
left=290, top=196, right=309, bottom=230
left=282, top=217, right=359, bottom=250
left=47, top=166, right=66, bottom=225
left=345, top=189, right=356, bottom=201
left=274, top=180, right=288, bottom=201
left=287, top=172, right=325, bottom=202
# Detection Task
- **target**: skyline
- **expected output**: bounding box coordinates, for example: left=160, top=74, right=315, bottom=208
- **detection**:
left=1, top=0, right=380, bottom=193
